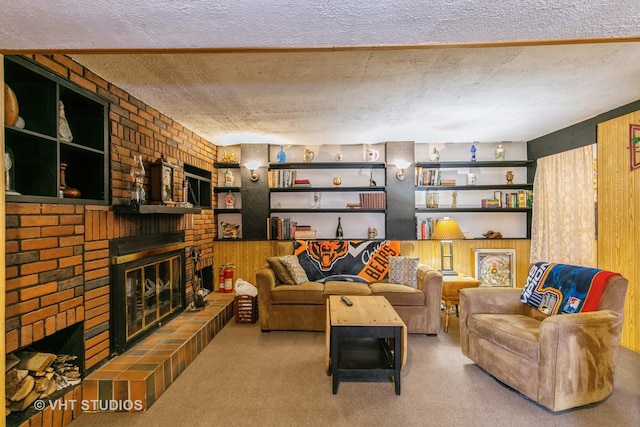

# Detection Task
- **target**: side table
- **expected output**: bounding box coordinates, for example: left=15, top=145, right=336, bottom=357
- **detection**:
left=442, top=275, right=480, bottom=332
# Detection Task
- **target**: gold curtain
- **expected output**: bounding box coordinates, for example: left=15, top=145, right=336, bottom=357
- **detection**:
left=530, top=145, right=596, bottom=266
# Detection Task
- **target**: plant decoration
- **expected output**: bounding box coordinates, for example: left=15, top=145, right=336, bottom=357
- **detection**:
left=630, top=124, right=640, bottom=171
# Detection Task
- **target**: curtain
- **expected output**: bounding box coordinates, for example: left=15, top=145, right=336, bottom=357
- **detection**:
left=530, top=145, right=596, bottom=266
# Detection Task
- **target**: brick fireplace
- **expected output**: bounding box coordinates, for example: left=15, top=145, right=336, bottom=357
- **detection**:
left=4, top=54, right=217, bottom=427
left=109, top=232, right=187, bottom=354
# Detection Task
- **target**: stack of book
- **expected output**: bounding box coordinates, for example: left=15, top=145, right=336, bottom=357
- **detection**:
left=294, top=225, right=316, bottom=239
left=293, top=178, right=311, bottom=187
left=481, top=199, right=501, bottom=208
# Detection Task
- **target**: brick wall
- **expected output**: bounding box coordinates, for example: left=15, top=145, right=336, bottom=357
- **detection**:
left=5, top=55, right=217, bottom=374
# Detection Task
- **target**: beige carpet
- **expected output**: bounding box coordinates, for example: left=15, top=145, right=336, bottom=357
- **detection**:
left=69, top=315, right=640, bottom=427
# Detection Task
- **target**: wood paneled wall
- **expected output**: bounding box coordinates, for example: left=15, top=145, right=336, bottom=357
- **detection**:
left=597, top=112, right=640, bottom=352
left=212, top=239, right=531, bottom=289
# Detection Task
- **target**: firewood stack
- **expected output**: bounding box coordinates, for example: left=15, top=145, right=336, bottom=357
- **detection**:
left=5, top=352, right=81, bottom=415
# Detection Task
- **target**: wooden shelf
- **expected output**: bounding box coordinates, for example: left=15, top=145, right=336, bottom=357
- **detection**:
left=270, top=208, right=385, bottom=213
left=415, top=160, right=533, bottom=168
left=113, top=205, right=202, bottom=215
left=269, top=162, right=385, bottom=169
left=270, top=186, right=385, bottom=192
left=416, top=207, right=530, bottom=213
left=416, top=184, right=533, bottom=191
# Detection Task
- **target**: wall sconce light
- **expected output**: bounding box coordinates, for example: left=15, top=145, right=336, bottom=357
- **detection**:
left=432, top=217, right=465, bottom=276
left=395, top=160, right=411, bottom=181
left=245, top=161, right=261, bottom=182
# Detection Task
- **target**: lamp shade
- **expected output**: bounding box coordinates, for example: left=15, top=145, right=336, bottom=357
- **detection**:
left=432, top=217, right=464, bottom=240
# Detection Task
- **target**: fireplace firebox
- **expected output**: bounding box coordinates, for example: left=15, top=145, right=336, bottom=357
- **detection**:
left=110, top=232, right=186, bottom=354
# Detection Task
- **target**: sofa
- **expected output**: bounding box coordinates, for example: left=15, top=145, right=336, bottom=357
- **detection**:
left=459, top=262, right=628, bottom=412
left=255, top=240, right=443, bottom=334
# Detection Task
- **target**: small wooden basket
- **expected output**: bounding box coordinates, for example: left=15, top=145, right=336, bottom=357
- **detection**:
left=234, top=295, right=259, bottom=324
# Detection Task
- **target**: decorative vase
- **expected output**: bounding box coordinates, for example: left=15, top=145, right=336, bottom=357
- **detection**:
left=303, top=149, right=315, bottom=163
left=60, top=163, right=81, bottom=198
left=224, top=168, right=234, bottom=187
left=4, top=84, right=19, bottom=126
left=506, top=170, right=514, bottom=184
left=429, top=148, right=440, bottom=161
left=333, top=177, right=342, bottom=186
left=130, top=155, right=146, bottom=208
left=224, top=191, right=235, bottom=208
left=276, top=145, right=287, bottom=163
left=495, top=144, right=505, bottom=160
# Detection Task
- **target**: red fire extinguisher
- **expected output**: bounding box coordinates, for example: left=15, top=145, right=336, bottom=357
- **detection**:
left=219, top=263, right=235, bottom=293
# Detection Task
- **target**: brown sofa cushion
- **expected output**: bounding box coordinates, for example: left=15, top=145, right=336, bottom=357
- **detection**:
left=468, top=313, right=541, bottom=363
left=323, top=281, right=372, bottom=296
left=271, top=282, right=325, bottom=304
left=267, top=257, right=295, bottom=285
left=369, top=282, right=425, bottom=305
left=280, top=255, right=310, bottom=284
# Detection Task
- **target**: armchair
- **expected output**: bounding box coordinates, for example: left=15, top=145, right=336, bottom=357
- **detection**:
left=459, top=264, right=628, bottom=412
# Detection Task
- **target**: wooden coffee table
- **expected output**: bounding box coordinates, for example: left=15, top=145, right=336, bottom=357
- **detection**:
left=325, top=295, right=406, bottom=395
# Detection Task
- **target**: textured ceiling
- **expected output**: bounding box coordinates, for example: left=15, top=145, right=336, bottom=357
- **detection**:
left=2, top=2, right=640, bottom=146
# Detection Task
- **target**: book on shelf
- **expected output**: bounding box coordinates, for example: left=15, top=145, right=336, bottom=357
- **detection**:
left=502, top=190, right=533, bottom=208
left=416, top=217, right=436, bottom=240
left=358, top=192, right=386, bottom=209
left=267, top=217, right=298, bottom=240
left=268, top=170, right=298, bottom=188
left=415, top=168, right=442, bottom=186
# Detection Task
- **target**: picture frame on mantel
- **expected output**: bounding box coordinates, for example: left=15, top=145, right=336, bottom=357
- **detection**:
left=473, top=248, right=516, bottom=288
left=629, top=124, right=640, bottom=171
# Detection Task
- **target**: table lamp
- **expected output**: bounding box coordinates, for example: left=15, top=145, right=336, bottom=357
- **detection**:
left=432, top=217, right=465, bottom=276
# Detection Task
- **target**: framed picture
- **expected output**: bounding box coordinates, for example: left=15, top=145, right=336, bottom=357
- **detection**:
left=629, top=124, right=640, bottom=171
left=473, top=249, right=516, bottom=287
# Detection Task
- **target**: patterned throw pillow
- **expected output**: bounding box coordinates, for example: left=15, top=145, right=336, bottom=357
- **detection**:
left=266, top=257, right=296, bottom=285
left=388, top=256, right=419, bottom=288
left=280, top=255, right=310, bottom=285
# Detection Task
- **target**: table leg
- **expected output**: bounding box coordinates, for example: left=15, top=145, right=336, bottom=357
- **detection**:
left=331, top=326, right=339, bottom=394
left=444, top=303, right=451, bottom=333
left=394, top=327, right=401, bottom=395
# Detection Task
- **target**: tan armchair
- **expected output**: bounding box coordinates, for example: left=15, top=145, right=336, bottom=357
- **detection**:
left=459, top=271, right=628, bottom=412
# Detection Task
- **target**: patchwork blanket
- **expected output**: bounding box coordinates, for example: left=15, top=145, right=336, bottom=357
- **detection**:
left=520, top=262, right=619, bottom=315
left=293, top=240, right=400, bottom=283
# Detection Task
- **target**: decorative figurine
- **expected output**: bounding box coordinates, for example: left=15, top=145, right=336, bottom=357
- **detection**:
left=506, top=170, right=514, bottom=184
left=495, top=144, right=505, bottom=160
left=58, top=101, right=73, bottom=142
left=369, top=172, right=376, bottom=187
left=452, top=192, right=458, bottom=208
left=276, top=145, right=287, bottom=163
left=312, top=192, right=321, bottom=208
left=221, top=150, right=236, bottom=162
left=221, top=222, right=240, bottom=239
left=470, top=144, right=477, bottom=162
left=335, top=153, right=343, bottom=161
left=429, top=148, right=440, bottom=162
left=60, top=163, right=81, bottom=198
left=333, top=177, right=342, bottom=186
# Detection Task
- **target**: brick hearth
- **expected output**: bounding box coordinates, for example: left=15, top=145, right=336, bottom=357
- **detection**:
left=81, top=293, right=234, bottom=412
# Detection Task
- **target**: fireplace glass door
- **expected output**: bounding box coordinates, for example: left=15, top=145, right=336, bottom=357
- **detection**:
left=125, top=255, right=183, bottom=342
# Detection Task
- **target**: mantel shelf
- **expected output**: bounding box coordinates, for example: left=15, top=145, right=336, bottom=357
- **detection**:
left=113, top=205, right=202, bottom=215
